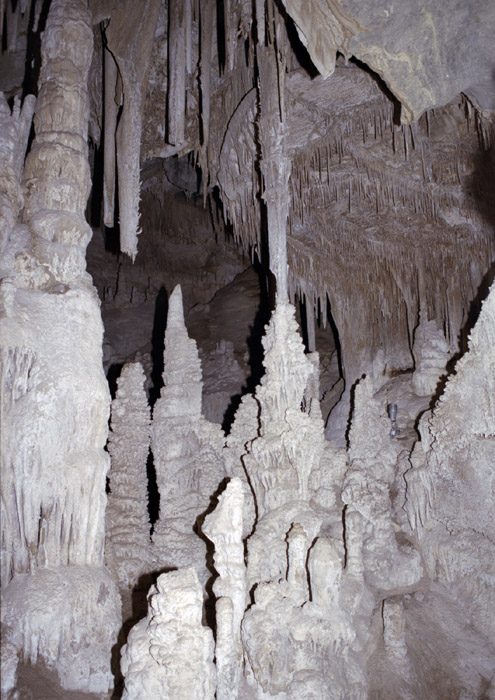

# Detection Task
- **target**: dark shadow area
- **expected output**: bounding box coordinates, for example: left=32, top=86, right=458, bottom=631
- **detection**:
left=345, top=374, right=365, bottom=449
left=215, top=0, right=226, bottom=75
left=273, top=0, right=319, bottom=78
left=149, top=286, right=169, bottom=406
left=244, top=255, right=271, bottom=393
left=88, top=143, right=104, bottom=228
left=349, top=55, right=402, bottom=125
left=467, top=107, right=495, bottom=229
left=221, top=256, right=271, bottom=434
left=21, top=0, right=50, bottom=100
left=107, top=362, right=124, bottom=400
left=298, top=294, right=310, bottom=351
left=326, top=294, right=343, bottom=380
left=146, top=449, right=160, bottom=531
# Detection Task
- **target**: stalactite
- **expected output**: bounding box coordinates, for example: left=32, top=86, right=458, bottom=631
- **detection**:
left=167, top=0, right=187, bottom=146
left=199, top=0, right=214, bottom=152
left=185, top=0, right=193, bottom=74
left=257, top=11, right=291, bottom=299
left=106, top=0, right=161, bottom=260
left=103, top=47, right=119, bottom=228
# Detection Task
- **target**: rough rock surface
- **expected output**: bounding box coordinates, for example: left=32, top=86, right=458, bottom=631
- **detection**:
left=281, top=0, right=495, bottom=121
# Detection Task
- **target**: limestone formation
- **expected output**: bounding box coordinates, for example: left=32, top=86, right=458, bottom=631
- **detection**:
left=121, top=568, right=216, bottom=700
left=411, top=317, right=450, bottom=396
left=1, top=0, right=120, bottom=693
left=1, top=0, right=494, bottom=698
left=151, top=285, right=227, bottom=582
left=202, top=478, right=247, bottom=700
left=106, top=362, right=152, bottom=589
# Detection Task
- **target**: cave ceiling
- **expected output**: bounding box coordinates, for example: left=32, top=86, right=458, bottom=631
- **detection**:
left=86, top=0, right=495, bottom=376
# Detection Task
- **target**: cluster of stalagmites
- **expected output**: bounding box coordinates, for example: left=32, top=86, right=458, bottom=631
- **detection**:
left=108, top=280, right=495, bottom=699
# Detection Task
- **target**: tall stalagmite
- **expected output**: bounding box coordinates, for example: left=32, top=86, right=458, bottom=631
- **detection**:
left=151, top=285, right=226, bottom=581
left=106, top=361, right=152, bottom=589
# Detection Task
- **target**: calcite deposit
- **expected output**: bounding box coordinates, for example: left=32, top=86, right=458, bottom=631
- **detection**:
left=0, top=0, right=494, bottom=698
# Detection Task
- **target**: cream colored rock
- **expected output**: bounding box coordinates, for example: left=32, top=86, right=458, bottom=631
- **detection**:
left=408, top=284, right=495, bottom=650
left=202, top=478, right=247, bottom=700
left=121, top=568, right=216, bottom=700
left=151, top=285, right=227, bottom=582
left=0, top=1, right=120, bottom=693
left=106, top=362, right=152, bottom=588
left=412, top=318, right=450, bottom=396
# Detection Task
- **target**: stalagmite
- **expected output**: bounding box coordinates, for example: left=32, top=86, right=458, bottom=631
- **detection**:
left=121, top=568, right=216, bottom=700
left=0, top=92, right=34, bottom=261
left=343, top=377, right=423, bottom=592
left=408, top=284, right=495, bottom=648
left=151, top=285, right=226, bottom=582
left=411, top=317, right=450, bottom=396
left=106, top=362, right=152, bottom=589
left=202, top=478, right=247, bottom=700
left=2, top=0, right=495, bottom=698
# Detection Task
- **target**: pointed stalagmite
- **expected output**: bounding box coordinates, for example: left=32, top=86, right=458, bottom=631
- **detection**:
left=151, top=285, right=226, bottom=581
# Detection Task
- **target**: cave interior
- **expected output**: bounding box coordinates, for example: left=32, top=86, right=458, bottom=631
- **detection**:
left=0, top=0, right=495, bottom=698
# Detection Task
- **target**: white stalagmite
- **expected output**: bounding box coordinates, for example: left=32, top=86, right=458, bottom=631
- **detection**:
left=121, top=568, right=216, bottom=700
left=106, top=362, right=152, bottom=589
left=241, top=300, right=325, bottom=516
left=151, top=285, right=226, bottom=582
left=202, top=478, right=247, bottom=700
left=343, top=377, right=423, bottom=592
left=0, top=0, right=121, bottom=693
left=408, top=284, right=495, bottom=646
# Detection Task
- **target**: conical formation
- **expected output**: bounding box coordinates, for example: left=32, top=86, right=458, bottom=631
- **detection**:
left=106, top=361, right=152, bottom=588
left=240, top=299, right=325, bottom=517
left=151, top=285, right=226, bottom=581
